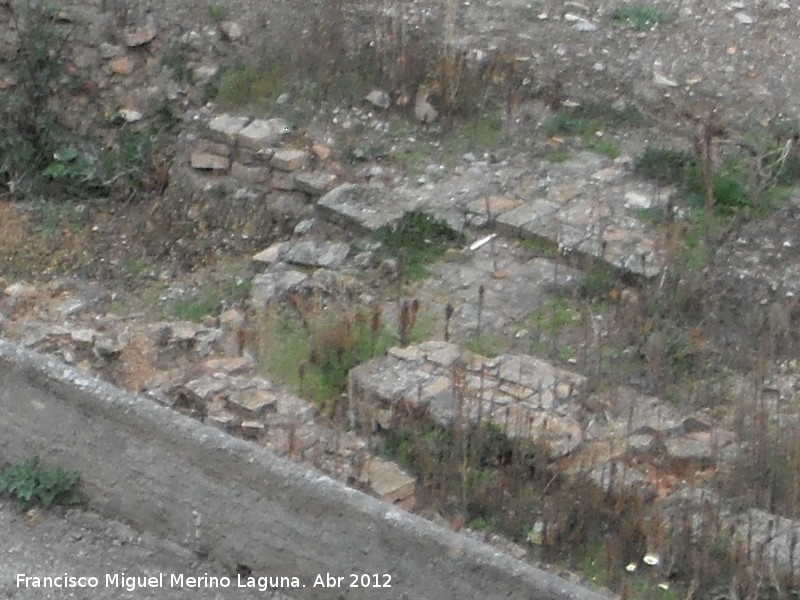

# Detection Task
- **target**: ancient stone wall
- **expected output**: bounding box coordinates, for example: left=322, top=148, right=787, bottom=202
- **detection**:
left=0, top=338, right=615, bottom=600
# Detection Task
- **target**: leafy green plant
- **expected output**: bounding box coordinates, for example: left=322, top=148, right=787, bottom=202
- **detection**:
left=0, top=457, right=81, bottom=508
left=374, top=211, right=463, bottom=279
left=0, top=2, right=172, bottom=203
left=206, top=3, right=228, bottom=22
left=611, top=4, right=671, bottom=30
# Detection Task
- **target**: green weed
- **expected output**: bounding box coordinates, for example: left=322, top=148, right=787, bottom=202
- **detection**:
left=442, top=113, right=505, bottom=157
left=585, top=137, right=620, bottom=158
left=580, top=264, right=618, bottom=299
left=468, top=515, right=491, bottom=531
left=540, top=147, right=571, bottom=162
left=167, top=279, right=251, bottom=322
left=206, top=3, right=228, bottom=22
left=544, top=104, right=647, bottom=138
left=519, top=236, right=559, bottom=257
left=543, top=105, right=644, bottom=158
left=257, top=308, right=395, bottom=406
left=634, top=146, right=695, bottom=186
left=685, top=159, right=751, bottom=215
left=463, top=334, right=506, bottom=358
left=35, top=200, right=84, bottom=238
left=374, top=211, right=463, bottom=279
left=636, top=143, right=798, bottom=218
left=0, top=457, right=81, bottom=508
left=611, top=4, right=671, bottom=30
left=0, top=1, right=73, bottom=198
left=529, top=298, right=578, bottom=335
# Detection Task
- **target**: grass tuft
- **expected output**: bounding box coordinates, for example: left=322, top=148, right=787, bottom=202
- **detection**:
left=374, top=211, right=463, bottom=279
left=611, top=4, right=672, bottom=31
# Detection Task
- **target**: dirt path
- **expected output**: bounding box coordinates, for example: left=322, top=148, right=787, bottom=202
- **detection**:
left=0, top=503, right=294, bottom=600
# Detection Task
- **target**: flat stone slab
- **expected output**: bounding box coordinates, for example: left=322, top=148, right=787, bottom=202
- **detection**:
left=252, top=242, right=287, bottom=265
left=283, top=240, right=350, bottom=269
left=238, top=118, right=288, bottom=150
left=190, top=151, right=229, bottom=171
left=295, top=171, right=337, bottom=195
left=227, top=387, right=276, bottom=418
left=316, top=183, right=418, bottom=233
left=206, top=114, right=250, bottom=143
left=357, top=457, right=415, bottom=506
left=415, top=241, right=582, bottom=342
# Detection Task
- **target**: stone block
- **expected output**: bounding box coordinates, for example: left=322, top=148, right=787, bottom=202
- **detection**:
left=250, top=267, right=308, bottom=309
left=183, top=376, right=228, bottom=403
left=283, top=240, right=350, bottom=269
left=230, top=161, right=271, bottom=184
left=252, top=242, right=287, bottom=266
left=206, top=410, right=239, bottom=432
left=241, top=420, right=266, bottom=439
left=317, top=183, right=412, bottom=233
left=207, top=114, right=250, bottom=144
left=201, top=356, right=256, bottom=376
left=227, top=388, right=276, bottom=418
left=271, top=149, right=309, bottom=172
left=271, top=172, right=296, bottom=191
left=190, top=151, right=229, bottom=171
left=358, top=457, right=415, bottom=505
left=295, top=172, right=337, bottom=196
left=238, top=118, right=288, bottom=149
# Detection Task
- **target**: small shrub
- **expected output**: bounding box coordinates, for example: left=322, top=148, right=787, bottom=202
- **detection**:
left=0, top=457, right=81, bottom=508
left=374, top=211, right=463, bottom=279
left=162, top=43, right=195, bottom=85
left=636, top=147, right=756, bottom=216
left=634, top=146, right=696, bottom=186
left=0, top=0, right=72, bottom=198
left=579, top=264, right=618, bottom=299
left=611, top=4, right=671, bottom=30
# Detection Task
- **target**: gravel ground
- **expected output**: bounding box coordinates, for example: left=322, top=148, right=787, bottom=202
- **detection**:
left=0, top=503, right=294, bottom=600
